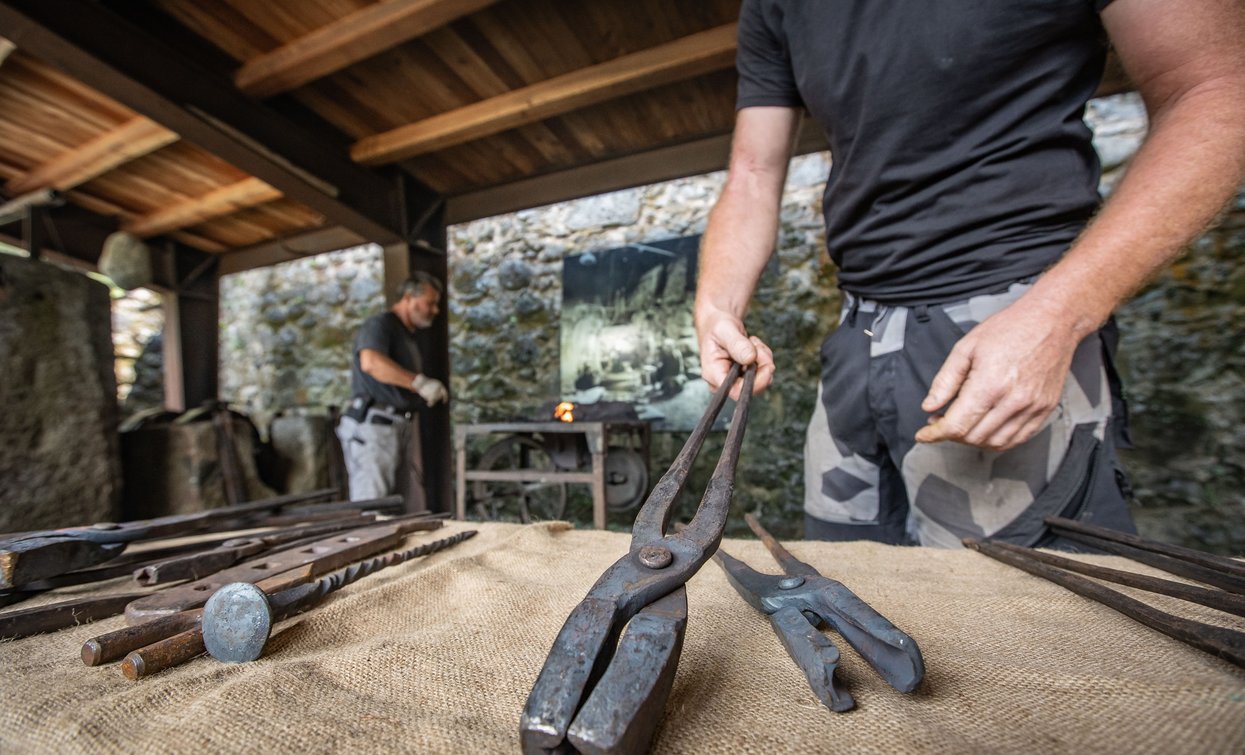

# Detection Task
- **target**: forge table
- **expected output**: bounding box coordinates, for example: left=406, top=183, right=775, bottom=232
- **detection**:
left=454, top=421, right=650, bottom=528
left=2, top=522, right=1241, bottom=753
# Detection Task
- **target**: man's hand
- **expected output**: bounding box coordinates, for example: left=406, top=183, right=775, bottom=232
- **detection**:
left=695, top=307, right=775, bottom=400
left=411, top=374, right=448, bottom=407
left=915, top=299, right=1078, bottom=451
left=693, top=107, right=796, bottom=402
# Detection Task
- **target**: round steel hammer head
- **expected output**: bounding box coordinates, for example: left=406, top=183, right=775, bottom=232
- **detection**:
left=202, top=582, right=273, bottom=663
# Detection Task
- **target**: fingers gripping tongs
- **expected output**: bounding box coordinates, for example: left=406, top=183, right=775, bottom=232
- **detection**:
left=713, top=514, right=925, bottom=712
left=521, top=363, right=756, bottom=754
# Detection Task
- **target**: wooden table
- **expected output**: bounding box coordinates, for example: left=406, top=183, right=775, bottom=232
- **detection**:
left=454, top=421, right=650, bottom=529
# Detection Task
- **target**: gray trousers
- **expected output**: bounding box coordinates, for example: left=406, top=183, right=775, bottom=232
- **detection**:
left=804, top=279, right=1136, bottom=548
left=336, top=409, right=414, bottom=503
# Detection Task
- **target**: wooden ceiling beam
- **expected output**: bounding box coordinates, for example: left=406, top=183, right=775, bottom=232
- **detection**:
left=122, top=176, right=282, bottom=237
left=5, top=116, right=178, bottom=195
left=0, top=0, right=429, bottom=246
left=235, top=0, right=503, bottom=98
left=63, top=186, right=231, bottom=253
left=218, top=225, right=366, bottom=275
left=352, top=22, right=739, bottom=166
left=444, top=118, right=828, bottom=225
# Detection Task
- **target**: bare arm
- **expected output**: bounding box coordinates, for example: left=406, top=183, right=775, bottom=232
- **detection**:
left=918, top=0, right=1245, bottom=449
left=359, top=348, right=420, bottom=390
left=695, top=106, right=801, bottom=397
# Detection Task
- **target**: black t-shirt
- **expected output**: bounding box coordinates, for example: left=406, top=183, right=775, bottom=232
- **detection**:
left=737, top=0, right=1116, bottom=304
left=350, top=311, right=424, bottom=411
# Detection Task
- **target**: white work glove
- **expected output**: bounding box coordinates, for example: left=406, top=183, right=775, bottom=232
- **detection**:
left=411, top=374, right=448, bottom=406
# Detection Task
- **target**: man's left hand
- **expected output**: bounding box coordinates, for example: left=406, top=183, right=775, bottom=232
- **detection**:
left=915, top=300, right=1080, bottom=451
left=412, top=374, right=448, bottom=407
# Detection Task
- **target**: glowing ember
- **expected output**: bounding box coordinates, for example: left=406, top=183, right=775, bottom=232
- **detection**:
left=554, top=402, right=575, bottom=423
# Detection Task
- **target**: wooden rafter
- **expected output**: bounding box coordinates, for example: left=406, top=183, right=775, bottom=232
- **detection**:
left=122, top=176, right=282, bottom=237
left=62, top=185, right=226, bottom=252
left=5, top=116, right=178, bottom=195
left=168, top=230, right=227, bottom=254
left=0, top=0, right=429, bottom=246
left=351, top=22, right=739, bottom=166
left=0, top=35, right=15, bottom=67
left=235, top=0, right=503, bottom=98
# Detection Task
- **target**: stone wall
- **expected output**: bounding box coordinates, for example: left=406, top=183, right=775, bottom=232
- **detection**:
left=0, top=255, right=121, bottom=531
left=1115, top=191, right=1245, bottom=551
left=219, top=244, right=385, bottom=431
left=212, top=93, right=1245, bottom=551
left=111, top=286, right=164, bottom=413
left=446, top=152, right=837, bottom=536
left=112, top=286, right=162, bottom=398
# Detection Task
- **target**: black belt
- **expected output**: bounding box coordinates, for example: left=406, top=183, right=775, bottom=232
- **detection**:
left=368, top=406, right=413, bottom=423
left=349, top=397, right=413, bottom=423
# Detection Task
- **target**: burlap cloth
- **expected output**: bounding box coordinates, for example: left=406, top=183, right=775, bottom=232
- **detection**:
left=1, top=522, right=1242, bottom=753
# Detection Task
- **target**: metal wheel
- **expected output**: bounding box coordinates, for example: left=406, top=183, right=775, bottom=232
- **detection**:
left=604, top=447, right=649, bottom=512
left=472, top=435, right=568, bottom=523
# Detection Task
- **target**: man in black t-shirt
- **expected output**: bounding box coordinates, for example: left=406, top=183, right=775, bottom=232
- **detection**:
left=336, top=273, right=447, bottom=502
left=696, top=1, right=1245, bottom=546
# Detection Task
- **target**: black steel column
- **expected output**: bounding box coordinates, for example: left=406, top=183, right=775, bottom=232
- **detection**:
left=410, top=215, right=450, bottom=515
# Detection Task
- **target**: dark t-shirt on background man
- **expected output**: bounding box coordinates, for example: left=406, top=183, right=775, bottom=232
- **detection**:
left=736, top=0, right=1117, bottom=304
left=350, top=312, right=423, bottom=412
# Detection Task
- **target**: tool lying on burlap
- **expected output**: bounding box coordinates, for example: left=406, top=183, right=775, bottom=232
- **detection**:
left=712, top=514, right=925, bottom=712
left=133, top=510, right=441, bottom=586
left=78, top=519, right=470, bottom=679
left=201, top=529, right=477, bottom=663
left=965, top=516, right=1245, bottom=669
left=1046, top=516, right=1245, bottom=594
left=0, top=488, right=349, bottom=590
left=8, top=510, right=375, bottom=590
left=0, top=508, right=394, bottom=611
left=521, top=362, right=755, bottom=755
left=0, top=504, right=416, bottom=639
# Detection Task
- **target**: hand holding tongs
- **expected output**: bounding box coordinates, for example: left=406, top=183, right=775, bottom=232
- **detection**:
left=713, top=514, right=925, bottom=712
left=521, top=362, right=756, bottom=754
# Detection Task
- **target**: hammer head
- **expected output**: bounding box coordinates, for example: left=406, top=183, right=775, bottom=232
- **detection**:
left=202, top=582, right=273, bottom=663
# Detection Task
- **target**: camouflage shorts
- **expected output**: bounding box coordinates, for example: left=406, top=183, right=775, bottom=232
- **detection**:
left=803, top=279, right=1136, bottom=548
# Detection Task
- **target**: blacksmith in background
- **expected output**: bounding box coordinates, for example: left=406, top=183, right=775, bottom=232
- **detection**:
left=337, top=272, right=448, bottom=502
left=695, top=1, right=1245, bottom=546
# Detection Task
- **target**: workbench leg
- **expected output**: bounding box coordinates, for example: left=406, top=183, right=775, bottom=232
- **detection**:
left=591, top=451, right=607, bottom=530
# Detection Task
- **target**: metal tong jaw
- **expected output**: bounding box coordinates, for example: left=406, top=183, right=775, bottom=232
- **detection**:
left=713, top=514, right=925, bottom=713
left=521, top=363, right=756, bottom=755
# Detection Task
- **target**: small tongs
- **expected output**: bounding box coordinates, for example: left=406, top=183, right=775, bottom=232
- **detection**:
left=713, top=514, right=925, bottom=712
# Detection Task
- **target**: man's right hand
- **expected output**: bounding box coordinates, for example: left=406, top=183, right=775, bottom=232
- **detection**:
left=411, top=374, right=448, bottom=406
left=695, top=308, right=775, bottom=400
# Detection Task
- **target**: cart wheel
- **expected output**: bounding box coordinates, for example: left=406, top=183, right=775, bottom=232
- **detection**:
left=472, top=436, right=568, bottom=523
left=605, top=447, right=649, bottom=512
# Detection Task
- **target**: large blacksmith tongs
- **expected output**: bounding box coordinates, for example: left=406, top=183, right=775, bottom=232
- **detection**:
left=520, top=362, right=755, bottom=754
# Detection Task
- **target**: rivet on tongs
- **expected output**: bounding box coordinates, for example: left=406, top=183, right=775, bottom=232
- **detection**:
left=637, top=545, right=673, bottom=570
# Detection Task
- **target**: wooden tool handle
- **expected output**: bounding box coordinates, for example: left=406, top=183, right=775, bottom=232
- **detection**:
left=81, top=609, right=203, bottom=666
left=119, top=627, right=206, bottom=680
